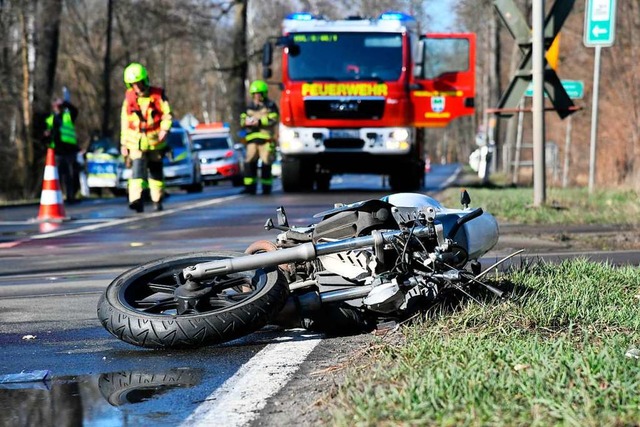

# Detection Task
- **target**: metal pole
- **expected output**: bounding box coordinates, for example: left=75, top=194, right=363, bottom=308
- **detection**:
left=512, top=98, right=525, bottom=185
left=588, top=45, right=602, bottom=194
left=562, top=115, right=572, bottom=188
left=532, top=0, right=546, bottom=206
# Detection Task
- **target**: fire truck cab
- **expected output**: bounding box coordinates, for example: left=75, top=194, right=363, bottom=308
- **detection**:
left=263, top=11, right=475, bottom=192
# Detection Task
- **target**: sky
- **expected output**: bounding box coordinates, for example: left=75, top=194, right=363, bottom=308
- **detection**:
left=422, top=0, right=458, bottom=32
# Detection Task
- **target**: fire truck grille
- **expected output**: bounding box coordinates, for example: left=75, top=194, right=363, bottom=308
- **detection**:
left=304, top=99, right=385, bottom=120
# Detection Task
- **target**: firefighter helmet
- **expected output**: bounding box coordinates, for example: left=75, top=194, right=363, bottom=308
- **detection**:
left=124, top=63, right=149, bottom=88
left=249, top=80, right=268, bottom=95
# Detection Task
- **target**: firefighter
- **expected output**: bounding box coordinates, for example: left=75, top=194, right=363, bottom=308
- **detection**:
left=44, top=99, right=80, bottom=203
left=120, top=62, right=172, bottom=212
left=240, top=80, right=279, bottom=195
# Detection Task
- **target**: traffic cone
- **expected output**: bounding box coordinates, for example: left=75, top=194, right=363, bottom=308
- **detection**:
left=37, top=148, right=66, bottom=221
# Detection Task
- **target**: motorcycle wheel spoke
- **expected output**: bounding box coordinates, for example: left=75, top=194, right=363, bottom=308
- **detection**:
left=148, top=282, right=178, bottom=294
left=135, top=297, right=178, bottom=314
left=207, top=292, right=251, bottom=309
left=210, top=276, right=253, bottom=293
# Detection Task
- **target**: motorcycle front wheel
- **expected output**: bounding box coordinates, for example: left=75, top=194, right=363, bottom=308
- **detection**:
left=97, top=251, right=289, bottom=349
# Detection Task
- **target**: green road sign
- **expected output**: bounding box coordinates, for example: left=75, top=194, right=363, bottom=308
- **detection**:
left=584, top=0, right=616, bottom=47
left=525, top=80, right=584, bottom=99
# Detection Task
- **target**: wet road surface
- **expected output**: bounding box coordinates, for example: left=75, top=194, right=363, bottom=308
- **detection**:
left=0, top=169, right=460, bottom=426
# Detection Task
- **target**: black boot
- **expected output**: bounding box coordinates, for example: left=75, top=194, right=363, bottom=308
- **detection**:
left=153, top=201, right=163, bottom=211
left=128, top=199, right=144, bottom=213
left=241, top=185, right=256, bottom=195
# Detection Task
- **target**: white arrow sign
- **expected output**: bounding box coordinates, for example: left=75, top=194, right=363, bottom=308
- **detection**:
left=584, top=0, right=616, bottom=47
left=592, top=25, right=608, bottom=37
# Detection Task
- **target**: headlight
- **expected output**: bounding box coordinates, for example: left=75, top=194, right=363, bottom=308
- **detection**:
left=385, top=140, right=410, bottom=150
left=279, top=128, right=302, bottom=151
left=390, top=129, right=409, bottom=141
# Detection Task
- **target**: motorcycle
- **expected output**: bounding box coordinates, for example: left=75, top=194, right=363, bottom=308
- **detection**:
left=97, top=191, right=505, bottom=349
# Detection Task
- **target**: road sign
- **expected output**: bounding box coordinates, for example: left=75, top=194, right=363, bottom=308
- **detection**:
left=493, top=0, right=576, bottom=118
left=525, top=80, right=584, bottom=99
left=584, top=0, right=616, bottom=47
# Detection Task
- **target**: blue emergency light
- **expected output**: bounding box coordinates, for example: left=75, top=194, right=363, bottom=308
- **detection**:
left=286, top=12, right=316, bottom=21
left=378, top=11, right=415, bottom=22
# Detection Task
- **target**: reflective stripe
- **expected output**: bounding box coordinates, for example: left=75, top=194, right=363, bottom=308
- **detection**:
left=148, top=178, right=165, bottom=190
left=87, top=153, right=121, bottom=161
left=173, top=151, right=188, bottom=162
left=40, top=189, right=64, bottom=205
left=244, top=176, right=256, bottom=185
left=88, top=173, right=117, bottom=179
left=43, top=165, right=59, bottom=181
left=260, top=178, right=273, bottom=185
left=246, top=131, right=272, bottom=141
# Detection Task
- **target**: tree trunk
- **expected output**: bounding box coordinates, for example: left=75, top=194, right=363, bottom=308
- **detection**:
left=101, top=0, right=113, bottom=137
left=228, top=0, right=248, bottom=141
left=30, top=0, right=63, bottom=196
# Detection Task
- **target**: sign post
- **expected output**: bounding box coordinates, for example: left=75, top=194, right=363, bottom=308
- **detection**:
left=584, top=0, right=616, bottom=194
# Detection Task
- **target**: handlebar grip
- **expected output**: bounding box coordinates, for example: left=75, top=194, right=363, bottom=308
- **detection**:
left=446, top=207, right=484, bottom=240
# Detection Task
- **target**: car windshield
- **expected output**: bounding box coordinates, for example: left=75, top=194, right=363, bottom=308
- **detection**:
left=167, top=131, right=186, bottom=149
left=192, top=136, right=230, bottom=150
left=88, top=138, right=117, bottom=153
left=287, top=32, right=403, bottom=82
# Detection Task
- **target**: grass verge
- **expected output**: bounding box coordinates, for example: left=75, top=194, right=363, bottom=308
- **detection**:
left=326, top=258, right=640, bottom=426
left=438, top=184, right=639, bottom=226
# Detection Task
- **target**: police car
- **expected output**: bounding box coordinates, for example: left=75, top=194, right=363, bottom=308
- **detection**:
left=85, top=137, right=126, bottom=196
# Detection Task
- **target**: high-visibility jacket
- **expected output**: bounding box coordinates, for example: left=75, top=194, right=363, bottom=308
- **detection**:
left=45, top=109, right=77, bottom=149
left=240, top=99, right=279, bottom=142
left=120, top=86, right=172, bottom=151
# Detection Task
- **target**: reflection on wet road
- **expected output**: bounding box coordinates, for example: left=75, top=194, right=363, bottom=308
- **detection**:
left=0, top=368, right=202, bottom=426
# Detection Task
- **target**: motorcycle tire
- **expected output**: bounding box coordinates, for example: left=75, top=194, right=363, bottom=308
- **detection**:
left=97, top=251, right=289, bottom=349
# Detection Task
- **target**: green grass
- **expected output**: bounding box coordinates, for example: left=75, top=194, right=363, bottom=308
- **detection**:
left=327, top=259, right=640, bottom=426
left=438, top=185, right=640, bottom=226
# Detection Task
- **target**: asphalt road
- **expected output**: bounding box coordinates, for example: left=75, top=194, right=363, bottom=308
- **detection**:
left=0, top=166, right=463, bottom=426
left=0, top=164, right=638, bottom=426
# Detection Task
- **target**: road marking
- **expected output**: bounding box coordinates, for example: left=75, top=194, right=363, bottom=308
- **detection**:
left=438, top=164, right=462, bottom=191
left=25, top=195, right=242, bottom=240
left=182, top=334, right=321, bottom=427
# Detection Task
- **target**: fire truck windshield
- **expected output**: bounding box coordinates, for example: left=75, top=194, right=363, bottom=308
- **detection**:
left=287, top=32, right=403, bottom=82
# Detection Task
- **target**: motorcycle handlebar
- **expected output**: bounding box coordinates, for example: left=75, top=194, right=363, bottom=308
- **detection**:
left=446, top=207, right=484, bottom=240
left=183, top=226, right=435, bottom=281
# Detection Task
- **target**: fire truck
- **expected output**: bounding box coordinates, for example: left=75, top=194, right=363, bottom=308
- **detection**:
left=262, top=11, right=476, bottom=192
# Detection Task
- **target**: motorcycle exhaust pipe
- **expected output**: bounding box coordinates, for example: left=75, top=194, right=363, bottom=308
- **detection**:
left=274, top=285, right=376, bottom=326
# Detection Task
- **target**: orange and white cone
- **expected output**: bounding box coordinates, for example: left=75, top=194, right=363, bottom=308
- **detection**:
left=37, top=148, right=66, bottom=221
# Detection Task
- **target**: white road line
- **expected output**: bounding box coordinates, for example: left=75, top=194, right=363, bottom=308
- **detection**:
left=29, top=195, right=242, bottom=240
left=438, top=164, right=462, bottom=191
left=182, top=335, right=321, bottom=427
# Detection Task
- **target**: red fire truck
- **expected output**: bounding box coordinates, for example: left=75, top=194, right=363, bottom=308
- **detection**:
left=262, top=11, right=475, bottom=192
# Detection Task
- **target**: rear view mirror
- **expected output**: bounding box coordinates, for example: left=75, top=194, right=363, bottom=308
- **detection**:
left=262, top=42, right=273, bottom=66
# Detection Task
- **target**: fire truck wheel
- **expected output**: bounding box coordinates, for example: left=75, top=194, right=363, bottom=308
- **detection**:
left=281, top=157, right=313, bottom=192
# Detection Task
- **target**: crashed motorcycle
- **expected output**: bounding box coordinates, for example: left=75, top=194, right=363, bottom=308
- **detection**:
left=98, top=191, right=503, bottom=349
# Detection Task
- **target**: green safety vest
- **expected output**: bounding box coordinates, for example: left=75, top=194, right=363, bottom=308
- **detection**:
left=45, top=110, right=77, bottom=147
